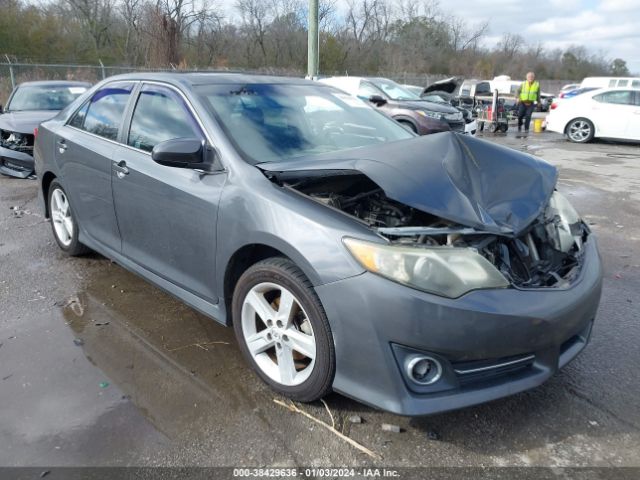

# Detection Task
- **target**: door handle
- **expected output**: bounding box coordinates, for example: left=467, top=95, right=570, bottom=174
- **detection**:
left=113, top=160, right=129, bottom=179
left=57, top=139, right=67, bottom=153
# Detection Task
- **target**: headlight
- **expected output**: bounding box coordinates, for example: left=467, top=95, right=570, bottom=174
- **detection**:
left=343, top=238, right=509, bottom=298
left=416, top=110, right=443, bottom=120
left=444, top=112, right=463, bottom=121
left=546, top=191, right=583, bottom=252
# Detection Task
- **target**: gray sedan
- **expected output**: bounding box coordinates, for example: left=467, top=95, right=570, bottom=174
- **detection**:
left=34, top=73, right=602, bottom=415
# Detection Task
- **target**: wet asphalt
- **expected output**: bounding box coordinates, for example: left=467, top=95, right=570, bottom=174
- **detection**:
left=0, top=131, right=639, bottom=468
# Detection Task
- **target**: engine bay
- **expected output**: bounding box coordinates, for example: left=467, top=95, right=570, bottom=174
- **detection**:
left=0, top=129, right=34, bottom=154
left=272, top=171, right=588, bottom=289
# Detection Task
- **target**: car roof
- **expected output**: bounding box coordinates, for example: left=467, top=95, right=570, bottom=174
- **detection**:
left=318, top=76, right=363, bottom=95
left=17, top=80, right=92, bottom=87
left=99, top=72, right=315, bottom=88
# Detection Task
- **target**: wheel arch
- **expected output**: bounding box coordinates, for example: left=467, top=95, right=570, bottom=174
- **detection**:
left=393, top=115, right=419, bottom=132
left=41, top=171, right=58, bottom=218
left=222, top=240, right=322, bottom=326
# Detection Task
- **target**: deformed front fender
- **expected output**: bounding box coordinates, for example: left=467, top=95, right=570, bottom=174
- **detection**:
left=213, top=177, right=371, bottom=299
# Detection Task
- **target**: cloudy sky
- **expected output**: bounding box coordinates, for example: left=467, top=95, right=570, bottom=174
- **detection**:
left=218, top=0, right=640, bottom=73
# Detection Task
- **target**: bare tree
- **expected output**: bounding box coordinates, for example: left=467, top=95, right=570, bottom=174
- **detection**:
left=64, top=0, right=116, bottom=55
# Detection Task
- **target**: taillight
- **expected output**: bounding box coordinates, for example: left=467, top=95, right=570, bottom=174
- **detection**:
left=551, top=102, right=558, bottom=110
left=559, top=92, right=565, bottom=99
left=33, top=127, right=38, bottom=138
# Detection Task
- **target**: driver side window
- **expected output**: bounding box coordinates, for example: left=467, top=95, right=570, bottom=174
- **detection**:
left=128, top=84, right=202, bottom=153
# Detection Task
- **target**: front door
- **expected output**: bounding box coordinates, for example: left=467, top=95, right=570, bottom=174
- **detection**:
left=111, top=83, right=226, bottom=303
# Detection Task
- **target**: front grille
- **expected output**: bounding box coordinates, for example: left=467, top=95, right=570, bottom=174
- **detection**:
left=453, top=353, right=535, bottom=386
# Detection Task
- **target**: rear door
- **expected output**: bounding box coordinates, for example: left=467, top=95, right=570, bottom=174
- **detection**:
left=111, top=82, right=226, bottom=303
left=56, top=82, right=135, bottom=252
left=591, top=90, right=634, bottom=139
left=628, top=91, right=640, bottom=141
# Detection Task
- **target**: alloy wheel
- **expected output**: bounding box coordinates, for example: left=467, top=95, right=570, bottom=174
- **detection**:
left=568, top=120, right=591, bottom=142
left=240, top=282, right=316, bottom=386
left=50, top=188, right=74, bottom=247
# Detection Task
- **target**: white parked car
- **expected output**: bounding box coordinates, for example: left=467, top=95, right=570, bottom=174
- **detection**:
left=580, top=77, right=640, bottom=89
left=546, top=88, right=640, bottom=143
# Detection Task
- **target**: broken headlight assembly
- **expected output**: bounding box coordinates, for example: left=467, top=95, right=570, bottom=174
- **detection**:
left=545, top=191, right=583, bottom=253
left=343, top=237, right=509, bottom=298
left=416, top=110, right=443, bottom=121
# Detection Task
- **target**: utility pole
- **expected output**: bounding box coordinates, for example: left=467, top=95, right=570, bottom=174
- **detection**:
left=307, top=0, right=319, bottom=79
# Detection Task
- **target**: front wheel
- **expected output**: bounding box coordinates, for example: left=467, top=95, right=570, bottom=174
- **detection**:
left=566, top=118, right=594, bottom=143
left=232, top=257, right=335, bottom=402
left=48, top=180, right=90, bottom=256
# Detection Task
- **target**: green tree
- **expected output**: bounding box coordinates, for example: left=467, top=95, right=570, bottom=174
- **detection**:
left=610, top=58, right=629, bottom=76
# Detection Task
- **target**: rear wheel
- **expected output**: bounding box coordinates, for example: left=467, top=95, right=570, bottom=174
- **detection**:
left=48, top=180, right=90, bottom=256
left=232, top=257, right=335, bottom=402
left=566, top=118, right=594, bottom=143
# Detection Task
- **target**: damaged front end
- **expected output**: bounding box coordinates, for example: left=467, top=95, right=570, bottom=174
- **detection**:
left=261, top=133, right=589, bottom=298
left=0, top=129, right=34, bottom=155
left=270, top=171, right=588, bottom=296
left=0, top=129, right=36, bottom=178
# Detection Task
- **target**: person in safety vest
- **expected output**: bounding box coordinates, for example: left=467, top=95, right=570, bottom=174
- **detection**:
left=516, top=71, right=540, bottom=132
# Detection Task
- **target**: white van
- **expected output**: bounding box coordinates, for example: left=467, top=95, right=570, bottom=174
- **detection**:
left=581, top=77, right=640, bottom=89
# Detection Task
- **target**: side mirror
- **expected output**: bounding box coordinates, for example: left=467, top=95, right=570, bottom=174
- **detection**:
left=151, top=138, right=220, bottom=172
left=368, top=94, right=387, bottom=106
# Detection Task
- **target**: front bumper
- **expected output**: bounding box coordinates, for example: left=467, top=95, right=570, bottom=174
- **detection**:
left=464, top=119, right=478, bottom=135
left=415, top=117, right=451, bottom=136
left=0, top=146, right=35, bottom=178
left=316, top=238, right=602, bottom=416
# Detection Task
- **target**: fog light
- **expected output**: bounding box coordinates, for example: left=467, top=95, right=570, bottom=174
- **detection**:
left=406, top=356, right=442, bottom=385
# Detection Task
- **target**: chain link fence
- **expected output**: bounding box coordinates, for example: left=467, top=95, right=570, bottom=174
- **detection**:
left=0, top=60, right=572, bottom=105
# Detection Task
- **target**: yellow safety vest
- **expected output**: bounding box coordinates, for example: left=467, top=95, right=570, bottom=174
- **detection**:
left=519, top=81, right=540, bottom=102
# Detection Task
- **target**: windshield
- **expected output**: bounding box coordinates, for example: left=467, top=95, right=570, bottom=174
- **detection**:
left=370, top=79, right=421, bottom=101
left=196, top=83, right=414, bottom=164
left=7, top=85, right=88, bottom=112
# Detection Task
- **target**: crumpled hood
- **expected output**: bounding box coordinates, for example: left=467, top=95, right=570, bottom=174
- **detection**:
left=260, top=132, right=558, bottom=236
left=423, top=77, right=459, bottom=94
left=0, top=111, right=59, bottom=134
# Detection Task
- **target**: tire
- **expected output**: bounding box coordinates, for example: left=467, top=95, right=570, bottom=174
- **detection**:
left=232, top=257, right=335, bottom=402
left=488, top=123, right=499, bottom=133
left=48, top=180, right=90, bottom=256
left=566, top=118, right=594, bottom=143
left=499, top=123, right=509, bottom=133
